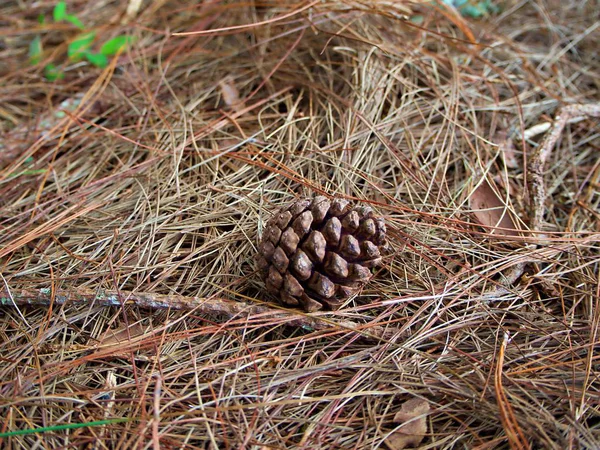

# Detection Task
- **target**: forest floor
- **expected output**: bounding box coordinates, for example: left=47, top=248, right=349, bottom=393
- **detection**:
left=0, top=1, right=599, bottom=448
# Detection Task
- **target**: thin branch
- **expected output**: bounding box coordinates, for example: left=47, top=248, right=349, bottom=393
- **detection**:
left=482, top=103, right=600, bottom=299
left=0, top=286, right=398, bottom=340
left=529, top=103, right=600, bottom=233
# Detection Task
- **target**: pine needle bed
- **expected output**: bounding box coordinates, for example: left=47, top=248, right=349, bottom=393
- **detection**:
left=1, top=1, right=599, bottom=448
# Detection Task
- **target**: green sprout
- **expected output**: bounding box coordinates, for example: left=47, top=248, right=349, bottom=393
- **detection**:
left=68, top=31, right=96, bottom=60
left=101, top=35, right=135, bottom=56
left=53, top=1, right=84, bottom=29
left=44, top=63, right=64, bottom=81
left=29, top=1, right=135, bottom=80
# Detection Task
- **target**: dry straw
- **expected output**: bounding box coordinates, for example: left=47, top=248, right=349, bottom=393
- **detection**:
left=1, top=0, right=599, bottom=448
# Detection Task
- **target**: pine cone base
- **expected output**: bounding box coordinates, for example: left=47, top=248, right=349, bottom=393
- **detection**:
left=258, top=196, right=387, bottom=312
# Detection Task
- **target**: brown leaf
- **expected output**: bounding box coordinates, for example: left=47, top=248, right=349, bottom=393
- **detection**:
left=101, top=322, right=147, bottom=346
left=498, top=134, right=519, bottom=169
left=125, top=0, right=143, bottom=20
left=219, top=76, right=245, bottom=114
left=469, top=177, right=520, bottom=237
left=97, top=322, right=150, bottom=358
left=385, top=398, right=430, bottom=450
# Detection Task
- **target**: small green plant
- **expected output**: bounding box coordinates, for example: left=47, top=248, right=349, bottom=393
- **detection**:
left=29, top=1, right=135, bottom=80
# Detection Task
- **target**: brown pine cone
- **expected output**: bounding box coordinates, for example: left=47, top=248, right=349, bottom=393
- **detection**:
left=257, top=196, right=387, bottom=312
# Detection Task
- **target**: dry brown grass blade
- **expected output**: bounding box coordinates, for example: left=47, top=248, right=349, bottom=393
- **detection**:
left=0, top=201, right=104, bottom=259
left=494, top=332, right=532, bottom=450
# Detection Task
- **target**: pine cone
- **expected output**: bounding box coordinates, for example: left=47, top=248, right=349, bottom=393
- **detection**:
left=257, top=196, right=387, bottom=312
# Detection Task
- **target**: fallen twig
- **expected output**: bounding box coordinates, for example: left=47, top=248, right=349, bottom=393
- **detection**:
left=0, top=286, right=398, bottom=340
left=529, top=103, right=600, bottom=233
left=482, top=103, right=599, bottom=298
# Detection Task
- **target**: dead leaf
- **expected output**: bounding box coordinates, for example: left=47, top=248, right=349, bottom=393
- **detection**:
left=101, top=322, right=147, bottom=346
left=469, top=177, right=520, bottom=237
left=125, top=0, right=143, bottom=20
left=523, top=121, right=551, bottom=140
left=97, top=322, right=150, bottom=358
left=498, top=134, right=519, bottom=169
left=385, top=398, right=430, bottom=450
left=219, top=76, right=245, bottom=114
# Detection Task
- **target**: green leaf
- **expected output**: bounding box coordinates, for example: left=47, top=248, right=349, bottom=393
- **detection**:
left=65, top=14, right=85, bottom=30
left=68, top=32, right=96, bottom=60
left=29, top=36, right=43, bottom=65
left=440, top=0, right=468, bottom=6
left=100, top=35, right=134, bottom=56
left=37, top=13, right=45, bottom=24
left=85, top=51, right=108, bottom=68
left=44, top=64, right=64, bottom=81
left=410, top=15, right=424, bottom=25
left=53, top=1, right=67, bottom=21
left=459, top=4, right=484, bottom=17
left=450, top=0, right=500, bottom=18
left=461, top=2, right=499, bottom=17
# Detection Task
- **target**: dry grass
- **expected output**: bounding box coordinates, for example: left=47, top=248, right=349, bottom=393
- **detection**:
left=1, top=0, right=599, bottom=448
